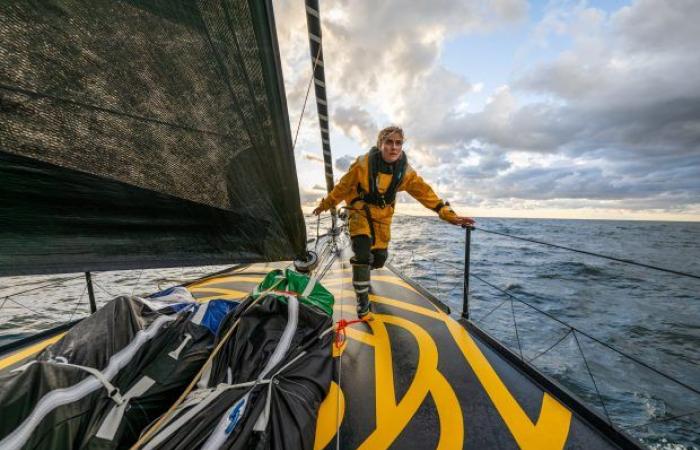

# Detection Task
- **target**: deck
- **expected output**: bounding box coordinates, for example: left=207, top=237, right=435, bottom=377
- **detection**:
left=0, top=249, right=635, bottom=449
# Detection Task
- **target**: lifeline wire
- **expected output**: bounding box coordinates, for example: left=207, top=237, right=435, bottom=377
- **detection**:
left=68, top=284, right=88, bottom=322
left=573, top=329, right=613, bottom=424
left=622, top=408, right=700, bottom=431
left=0, top=275, right=84, bottom=300
left=528, top=329, right=573, bottom=363
left=470, top=272, right=700, bottom=397
left=475, top=227, right=700, bottom=281
left=401, top=249, right=700, bottom=398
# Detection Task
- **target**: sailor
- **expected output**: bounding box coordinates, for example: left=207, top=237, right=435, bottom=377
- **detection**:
left=313, top=126, right=475, bottom=319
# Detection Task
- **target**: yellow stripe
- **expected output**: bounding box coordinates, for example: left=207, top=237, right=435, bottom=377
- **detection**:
left=314, top=381, right=346, bottom=450
left=0, top=333, right=65, bottom=371
left=332, top=285, right=571, bottom=449
left=189, top=287, right=248, bottom=303
left=359, top=313, right=463, bottom=449
left=370, top=294, right=443, bottom=320
left=443, top=318, right=571, bottom=449
left=331, top=292, right=443, bottom=321
left=187, top=276, right=263, bottom=289
left=195, top=293, right=247, bottom=303
left=321, top=276, right=421, bottom=296
left=189, top=287, right=242, bottom=294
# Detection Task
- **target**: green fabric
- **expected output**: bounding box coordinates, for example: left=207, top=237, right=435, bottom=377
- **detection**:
left=253, top=269, right=335, bottom=317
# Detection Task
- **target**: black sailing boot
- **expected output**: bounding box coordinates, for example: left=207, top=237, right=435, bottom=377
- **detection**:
left=352, top=263, right=373, bottom=320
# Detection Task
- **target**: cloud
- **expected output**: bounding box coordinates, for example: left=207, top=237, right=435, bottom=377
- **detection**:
left=333, top=106, right=377, bottom=148
left=298, top=186, right=323, bottom=204
left=301, top=151, right=324, bottom=163
left=335, top=155, right=355, bottom=172
left=276, top=0, right=700, bottom=215
left=425, top=0, right=700, bottom=211
left=274, top=0, right=526, bottom=134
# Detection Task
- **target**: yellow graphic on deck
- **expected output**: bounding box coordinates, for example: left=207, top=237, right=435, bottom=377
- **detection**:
left=316, top=274, right=572, bottom=450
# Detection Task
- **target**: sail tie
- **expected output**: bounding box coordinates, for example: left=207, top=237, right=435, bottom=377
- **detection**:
left=334, top=318, right=370, bottom=348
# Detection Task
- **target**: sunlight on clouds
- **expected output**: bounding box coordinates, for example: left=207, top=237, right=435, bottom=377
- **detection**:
left=275, top=0, right=700, bottom=221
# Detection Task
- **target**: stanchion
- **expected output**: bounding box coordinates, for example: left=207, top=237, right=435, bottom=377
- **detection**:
left=85, top=272, right=97, bottom=313
left=462, top=226, right=473, bottom=319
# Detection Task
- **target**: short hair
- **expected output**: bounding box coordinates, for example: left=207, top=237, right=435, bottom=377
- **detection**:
left=376, top=125, right=404, bottom=148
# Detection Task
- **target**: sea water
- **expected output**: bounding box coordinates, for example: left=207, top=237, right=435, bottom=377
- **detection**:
left=1, top=216, right=698, bottom=449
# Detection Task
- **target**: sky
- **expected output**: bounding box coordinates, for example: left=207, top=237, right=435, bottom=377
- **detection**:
left=272, top=0, right=700, bottom=221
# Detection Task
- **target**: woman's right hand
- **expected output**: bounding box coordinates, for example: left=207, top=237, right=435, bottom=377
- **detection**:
left=313, top=205, right=324, bottom=216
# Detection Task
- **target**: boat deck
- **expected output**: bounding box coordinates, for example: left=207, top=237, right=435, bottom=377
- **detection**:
left=0, top=252, right=633, bottom=449
left=185, top=250, right=625, bottom=449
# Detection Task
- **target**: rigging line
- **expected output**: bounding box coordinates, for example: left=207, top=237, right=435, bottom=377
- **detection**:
left=528, top=328, right=573, bottom=363
left=306, top=212, right=329, bottom=217
left=572, top=330, right=613, bottom=425
left=68, top=284, right=88, bottom=322
left=0, top=84, right=238, bottom=140
left=406, top=251, right=464, bottom=274
left=335, top=257, right=344, bottom=450
left=130, top=269, right=145, bottom=297
left=475, top=298, right=510, bottom=324
left=0, top=275, right=84, bottom=299
left=470, top=272, right=700, bottom=397
left=314, top=237, right=334, bottom=274
left=510, top=297, right=524, bottom=360
left=622, top=409, right=700, bottom=431
left=315, top=214, right=321, bottom=253
left=475, top=227, right=700, bottom=280
left=92, top=280, right=114, bottom=298
left=292, top=45, right=322, bottom=152
left=324, top=235, right=349, bottom=450
left=4, top=297, right=54, bottom=320
left=318, top=247, right=339, bottom=281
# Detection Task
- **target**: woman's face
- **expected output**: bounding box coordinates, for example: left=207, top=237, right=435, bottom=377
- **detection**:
left=380, top=131, right=403, bottom=163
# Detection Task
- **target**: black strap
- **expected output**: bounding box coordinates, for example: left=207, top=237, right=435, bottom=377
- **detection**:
left=357, top=147, right=407, bottom=208
left=432, top=200, right=449, bottom=213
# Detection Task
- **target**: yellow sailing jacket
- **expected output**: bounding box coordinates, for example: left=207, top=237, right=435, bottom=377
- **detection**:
left=316, top=151, right=459, bottom=249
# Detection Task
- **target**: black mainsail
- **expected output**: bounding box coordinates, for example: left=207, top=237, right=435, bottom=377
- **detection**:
left=0, top=0, right=306, bottom=276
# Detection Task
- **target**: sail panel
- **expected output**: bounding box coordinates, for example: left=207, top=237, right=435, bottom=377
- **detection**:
left=0, top=0, right=305, bottom=275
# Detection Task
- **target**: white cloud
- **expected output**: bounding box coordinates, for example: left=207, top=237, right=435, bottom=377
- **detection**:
left=275, top=0, right=700, bottom=216
left=335, top=155, right=355, bottom=172
left=301, top=151, right=324, bottom=163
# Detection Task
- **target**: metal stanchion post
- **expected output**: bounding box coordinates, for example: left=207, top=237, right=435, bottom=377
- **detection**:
left=85, top=272, right=97, bottom=314
left=462, top=226, right=472, bottom=320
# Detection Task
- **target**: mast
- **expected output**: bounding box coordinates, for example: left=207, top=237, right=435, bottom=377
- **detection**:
left=304, top=0, right=338, bottom=233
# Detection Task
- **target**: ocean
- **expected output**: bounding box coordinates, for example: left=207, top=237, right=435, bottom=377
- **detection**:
left=1, top=216, right=698, bottom=449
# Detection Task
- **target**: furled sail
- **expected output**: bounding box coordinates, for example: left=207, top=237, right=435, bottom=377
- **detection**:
left=0, top=0, right=306, bottom=276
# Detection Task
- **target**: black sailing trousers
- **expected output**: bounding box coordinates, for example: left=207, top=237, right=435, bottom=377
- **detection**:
left=350, top=235, right=388, bottom=268
left=350, top=235, right=388, bottom=307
